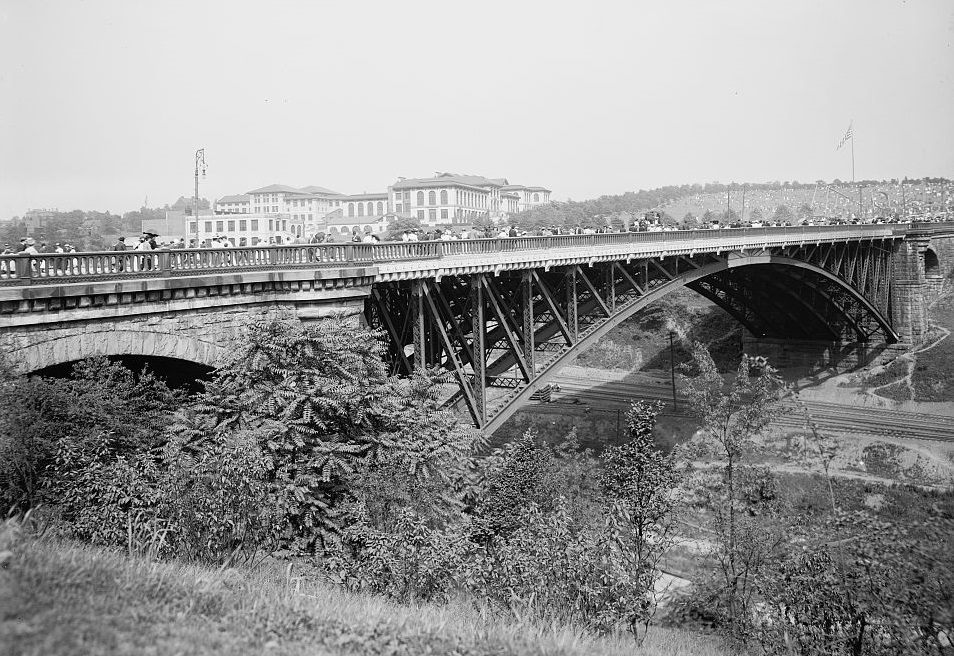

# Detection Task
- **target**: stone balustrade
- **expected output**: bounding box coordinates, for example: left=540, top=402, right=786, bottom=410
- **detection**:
left=4, top=222, right=951, bottom=288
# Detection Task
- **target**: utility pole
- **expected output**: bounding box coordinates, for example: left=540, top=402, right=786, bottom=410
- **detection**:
left=669, top=331, right=678, bottom=411
left=193, top=149, right=207, bottom=244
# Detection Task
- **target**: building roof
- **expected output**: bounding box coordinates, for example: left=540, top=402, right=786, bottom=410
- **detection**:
left=246, top=184, right=305, bottom=194
left=299, top=185, right=341, bottom=195
left=339, top=192, right=388, bottom=201
left=392, top=173, right=503, bottom=191
left=216, top=194, right=250, bottom=204
left=501, top=184, right=552, bottom=193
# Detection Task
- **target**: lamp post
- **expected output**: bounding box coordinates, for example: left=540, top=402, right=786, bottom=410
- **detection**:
left=193, top=149, right=207, bottom=243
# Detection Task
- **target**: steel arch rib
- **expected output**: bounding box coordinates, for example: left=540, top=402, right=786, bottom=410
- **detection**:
left=477, top=254, right=898, bottom=434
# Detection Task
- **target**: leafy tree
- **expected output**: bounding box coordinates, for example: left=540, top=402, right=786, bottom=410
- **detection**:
left=759, top=508, right=954, bottom=655
left=179, top=311, right=480, bottom=552
left=773, top=204, right=795, bottom=224
left=383, top=216, right=423, bottom=240
left=474, top=429, right=559, bottom=539
left=797, top=203, right=814, bottom=223
left=0, top=357, right=180, bottom=515
left=701, top=209, right=718, bottom=226
left=682, top=212, right=698, bottom=228
left=721, top=208, right=739, bottom=224
left=747, top=207, right=764, bottom=223
left=680, top=344, right=786, bottom=638
left=599, top=400, right=680, bottom=637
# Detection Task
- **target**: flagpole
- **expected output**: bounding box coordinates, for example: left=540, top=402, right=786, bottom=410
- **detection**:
left=851, top=126, right=855, bottom=184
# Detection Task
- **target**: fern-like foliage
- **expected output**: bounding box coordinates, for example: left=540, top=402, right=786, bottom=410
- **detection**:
left=172, top=310, right=481, bottom=554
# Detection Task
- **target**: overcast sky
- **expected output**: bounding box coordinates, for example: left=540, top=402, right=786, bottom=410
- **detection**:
left=1, top=0, right=952, bottom=218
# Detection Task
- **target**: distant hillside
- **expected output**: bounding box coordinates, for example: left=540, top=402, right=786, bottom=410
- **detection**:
left=513, top=178, right=951, bottom=228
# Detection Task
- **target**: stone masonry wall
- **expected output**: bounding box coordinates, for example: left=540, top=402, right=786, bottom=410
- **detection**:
left=0, top=298, right=365, bottom=374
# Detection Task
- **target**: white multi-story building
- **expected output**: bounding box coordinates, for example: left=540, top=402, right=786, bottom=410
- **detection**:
left=214, top=194, right=251, bottom=214
left=339, top=192, right=390, bottom=220
left=389, top=174, right=552, bottom=226
left=212, top=175, right=552, bottom=238
left=233, top=184, right=344, bottom=236
left=390, top=174, right=501, bottom=227
left=500, top=185, right=552, bottom=212
left=187, top=212, right=304, bottom=247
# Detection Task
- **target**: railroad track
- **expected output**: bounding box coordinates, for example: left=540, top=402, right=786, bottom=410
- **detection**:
left=543, top=375, right=954, bottom=443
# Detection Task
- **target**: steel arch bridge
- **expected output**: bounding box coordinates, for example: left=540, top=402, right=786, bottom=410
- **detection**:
left=366, top=239, right=899, bottom=434
left=3, top=221, right=952, bottom=432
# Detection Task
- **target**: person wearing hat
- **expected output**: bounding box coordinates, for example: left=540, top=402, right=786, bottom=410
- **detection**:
left=135, top=234, right=153, bottom=272
left=112, top=236, right=127, bottom=272
left=23, top=237, right=39, bottom=255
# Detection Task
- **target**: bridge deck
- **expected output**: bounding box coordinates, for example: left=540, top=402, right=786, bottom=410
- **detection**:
left=0, top=224, right=919, bottom=295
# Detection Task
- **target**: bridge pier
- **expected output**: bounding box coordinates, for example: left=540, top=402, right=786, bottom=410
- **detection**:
left=889, top=232, right=953, bottom=345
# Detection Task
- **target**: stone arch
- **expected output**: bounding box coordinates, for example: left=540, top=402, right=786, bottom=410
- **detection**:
left=8, top=329, right=224, bottom=374
left=924, top=247, right=940, bottom=277
left=481, top=255, right=898, bottom=433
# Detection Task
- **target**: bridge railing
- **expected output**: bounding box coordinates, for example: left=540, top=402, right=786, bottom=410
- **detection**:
left=0, top=241, right=446, bottom=285
left=1, top=222, right=948, bottom=286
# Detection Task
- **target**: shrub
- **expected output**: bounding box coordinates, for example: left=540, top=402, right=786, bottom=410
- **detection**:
left=472, top=429, right=559, bottom=539
left=179, top=312, right=482, bottom=554
left=160, top=427, right=279, bottom=565
left=463, top=499, right=655, bottom=635
left=328, top=506, right=464, bottom=603
left=0, top=356, right=180, bottom=517
left=45, top=431, right=165, bottom=549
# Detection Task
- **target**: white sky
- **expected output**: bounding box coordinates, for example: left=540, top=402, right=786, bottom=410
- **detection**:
left=1, top=0, right=952, bottom=218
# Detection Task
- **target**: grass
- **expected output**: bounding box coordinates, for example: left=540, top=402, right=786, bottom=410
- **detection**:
left=1, top=527, right=726, bottom=656
left=912, top=293, right=954, bottom=402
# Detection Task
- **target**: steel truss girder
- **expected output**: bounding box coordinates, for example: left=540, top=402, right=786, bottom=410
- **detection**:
left=364, top=243, right=897, bottom=431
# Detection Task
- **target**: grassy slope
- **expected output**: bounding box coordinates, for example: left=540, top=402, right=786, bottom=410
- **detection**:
left=1, top=533, right=725, bottom=656
left=912, top=291, right=954, bottom=401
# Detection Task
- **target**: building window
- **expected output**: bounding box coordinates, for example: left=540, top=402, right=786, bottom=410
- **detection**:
left=440, top=209, right=448, bottom=220
left=308, top=214, right=313, bottom=220
left=239, top=237, right=247, bottom=247
left=395, top=192, right=402, bottom=202
left=376, top=201, right=383, bottom=214
left=440, top=190, right=448, bottom=204
left=417, top=210, right=425, bottom=220
left=227, top=220, right=235, bottom=231
left=357, top=204, right=364, bottom=217
left=416, top=191, right=425, bottom=206
left=239, top=220, right=247, bottom=231
left=533, top=193, right=540, bottom=202
left=251, top=220, right=259, bottom=230
left=367, top=202, right=373, bottom=215
left=428, top=190, right=436, bottom=206
left=269, top=219, right=274, bottom=230
left=348, top=203, right=355, bottom=217
left=216, top=220, right=224, bottom=232
left=396, top=203, right=403, bottom=213
left=429, top=209, right=437, bottom=222
left=204, top=221, right=212, bottom=232
left=282, top=220, right=288, bottom=231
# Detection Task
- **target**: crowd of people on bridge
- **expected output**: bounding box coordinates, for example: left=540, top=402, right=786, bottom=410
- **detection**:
left=2, top=212, right=951, bottom=257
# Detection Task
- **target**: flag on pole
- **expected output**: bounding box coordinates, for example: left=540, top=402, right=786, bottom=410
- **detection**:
left=836, top=123, right=853, bottom=150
